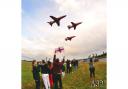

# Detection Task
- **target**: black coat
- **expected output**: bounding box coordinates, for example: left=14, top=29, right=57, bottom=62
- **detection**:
left=32, top=65, right=40, bottom=80
left=41, top=64, right=50, bottom=74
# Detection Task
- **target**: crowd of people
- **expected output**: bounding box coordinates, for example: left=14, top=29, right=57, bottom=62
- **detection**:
left=32, top=53, right=79, bottom=89
left=66, top=59, right=78, bottom=74
left=32, top=53, right=95, bottom=89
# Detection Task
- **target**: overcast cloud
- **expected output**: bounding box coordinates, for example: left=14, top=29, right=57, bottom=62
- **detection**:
left=22, top=0, right=106, bottom=60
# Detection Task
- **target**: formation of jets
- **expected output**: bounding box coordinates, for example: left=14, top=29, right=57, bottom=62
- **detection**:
left=47, top=15, right=66, bottom=26
left=55, top=47, right=64, bottom=53
left=65, top=36, right=76, bottom=41
left=47, top=15, right=82, bottom=30
left=47, top=15, right=82, bottom=53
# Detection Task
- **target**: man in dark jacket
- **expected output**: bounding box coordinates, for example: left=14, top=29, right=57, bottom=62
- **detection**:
left=66, top=60, right=70, bottom=73
left=32, top=60, right=40, bottom=89
left=52, top=53, right=65, bottom=89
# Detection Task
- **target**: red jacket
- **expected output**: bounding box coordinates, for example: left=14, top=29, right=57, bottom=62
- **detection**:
left=52, top=54, right=64, bottom=74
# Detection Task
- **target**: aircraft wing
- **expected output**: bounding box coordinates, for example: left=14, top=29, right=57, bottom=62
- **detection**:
left=71, top=22, right=75, bottom=25
left=56, top=21, right=60, bottom=26
left=50, top=16, right=57, bottom=20
left=73, top=26, right=76, bottom=29
left=71, top=22, right=76, bottom=29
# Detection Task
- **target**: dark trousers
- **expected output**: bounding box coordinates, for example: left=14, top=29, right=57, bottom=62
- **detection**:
left=53, top=74, right=62, bottom=89
left=70, top=67, right=72, bottom=73
left=66, top=67, right=70, bottom=73
left=74, top=65, right=77, bottom=71
left=35, top=79, right=40, bottom=89
left=89, top=67, right=95, bottom=78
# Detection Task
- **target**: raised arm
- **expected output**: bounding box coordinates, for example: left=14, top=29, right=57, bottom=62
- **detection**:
left=53, top=53, right=56, bottom=62
left=62, top=56, right=65, bottom=63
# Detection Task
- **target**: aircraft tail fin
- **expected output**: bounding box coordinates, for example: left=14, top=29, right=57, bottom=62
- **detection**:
left=47, top=22, right=53, bottom=26
left=65, top=38, right=67, bottom=41
left=67, top=25, right=71, bottom=29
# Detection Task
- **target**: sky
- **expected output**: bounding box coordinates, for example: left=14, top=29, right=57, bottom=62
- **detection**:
left=22, top=0, right=106, bottom=60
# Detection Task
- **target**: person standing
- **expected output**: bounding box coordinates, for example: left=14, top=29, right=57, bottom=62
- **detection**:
left=52, top=53, right=64, bottom=89
left=76, top=60, right=79, bottom=69
left=41, top=60, right=50, bottom=89
left=61, top=56, right=66, bottom=78
left=48, top=61, right=54, bottom=88
left=32, top=60, right=40, bottom=89
left=73, top=59, right=76, bottom=71
left=89, top=58, right=95, bottom=81
left=62, top=63, right=66, bottom=78
left=66, top=60, right=70, bottom=74
left=69, top=61, right=72, bottom=73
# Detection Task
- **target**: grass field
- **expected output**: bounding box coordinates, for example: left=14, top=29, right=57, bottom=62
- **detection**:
left=22, top=60, right=106, bottom=89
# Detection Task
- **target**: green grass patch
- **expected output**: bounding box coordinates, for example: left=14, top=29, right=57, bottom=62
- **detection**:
left=22, top=61, right=106, bottom=89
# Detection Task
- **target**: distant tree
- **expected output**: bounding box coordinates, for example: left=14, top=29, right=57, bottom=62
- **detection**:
left=88, top=55, right=91, bottom=58
left=95, top=53, right=98, bottom=58
left=103, top=51, right=105, bottom=55
left=92, top=54, right=95, bottom=58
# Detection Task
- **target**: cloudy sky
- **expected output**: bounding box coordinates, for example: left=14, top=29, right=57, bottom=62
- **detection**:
left=22, top=0, right=106, bottom=60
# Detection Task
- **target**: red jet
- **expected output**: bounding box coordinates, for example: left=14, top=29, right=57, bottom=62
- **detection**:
left=65, top=36, right=76, bottom=41
left=55, top=47, right=64, bottom=53
left=47, top=15, right=67, bottom=26
left=67, top=22, right=82, bottom=30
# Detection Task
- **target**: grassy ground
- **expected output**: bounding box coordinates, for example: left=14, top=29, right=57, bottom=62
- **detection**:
left=22, top=61, right=106, bottom=89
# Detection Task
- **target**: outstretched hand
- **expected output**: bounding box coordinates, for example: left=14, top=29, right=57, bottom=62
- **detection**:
left=54, top=51, right=56, bottom=55
left=63, top=56, right=65, bottom=62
